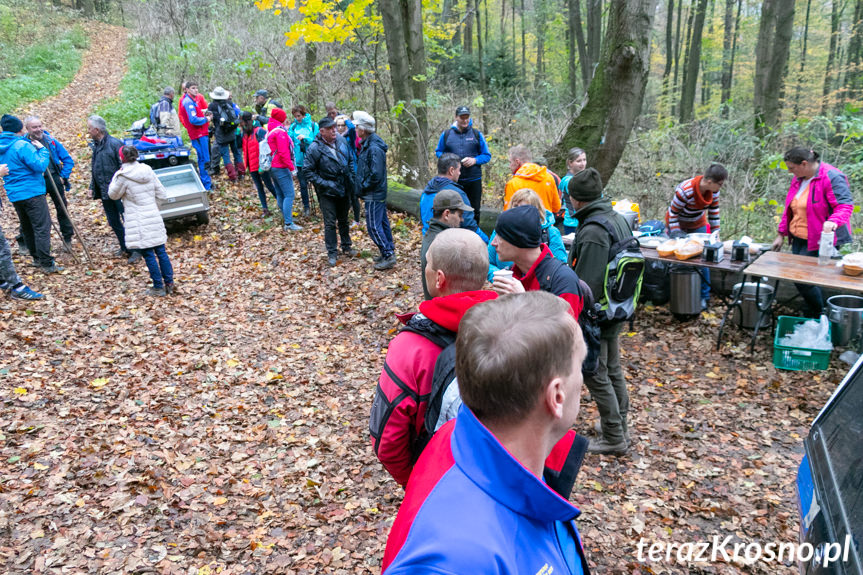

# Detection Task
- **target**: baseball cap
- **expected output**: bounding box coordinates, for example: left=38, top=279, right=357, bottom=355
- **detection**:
left=255, top=89, right=268, bottom=98
left=455, top=106, right=470, bottom=117
left=433, top=189, right=473, bottom=213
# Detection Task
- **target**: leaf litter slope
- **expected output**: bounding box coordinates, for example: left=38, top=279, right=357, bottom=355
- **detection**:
left=0, top=25, right=844, bottom=575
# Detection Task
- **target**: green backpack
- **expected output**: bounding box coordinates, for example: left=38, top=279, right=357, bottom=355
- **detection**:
left=577, top=215, right=645, bottom=325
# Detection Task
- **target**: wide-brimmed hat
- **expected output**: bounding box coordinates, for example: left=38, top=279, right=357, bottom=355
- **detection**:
left=209, top=86, right=230, bottom=100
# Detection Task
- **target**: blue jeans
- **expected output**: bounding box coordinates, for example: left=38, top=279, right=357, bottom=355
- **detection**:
left=250, top=171, right=277, bottom=212
left=271, top=167, right=295, bottom=225
left=686, top=224, right=711, bottom=300
left=191, top=136, right=212, bottom=190
left=141, top=244, right=173, bottom=289
left=296, top=169, right=311, bottom=211
left=100, top=197, right=127, bottom=252
left=218, top=140, right=243, bottom=167
left=791, top=235, right=824, bottom=317
left=365, top=200, right=394, bottom=257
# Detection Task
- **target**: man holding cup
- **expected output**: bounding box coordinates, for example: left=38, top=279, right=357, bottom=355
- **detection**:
left=434, top=106, right=491, bottom=224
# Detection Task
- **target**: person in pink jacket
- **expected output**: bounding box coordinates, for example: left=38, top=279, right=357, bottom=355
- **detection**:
left=772, top=147, right=855, bottom=316
left=266, top=108, right=301, bottom=231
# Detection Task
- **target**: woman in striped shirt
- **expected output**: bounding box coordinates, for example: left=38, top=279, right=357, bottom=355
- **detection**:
left=665, top=163, right=728, bottom=309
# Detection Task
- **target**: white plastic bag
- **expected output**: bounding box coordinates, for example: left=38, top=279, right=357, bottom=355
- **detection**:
left=778, top=316, right=833, bottom=351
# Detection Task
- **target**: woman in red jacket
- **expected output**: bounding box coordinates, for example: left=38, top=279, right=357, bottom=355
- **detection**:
left=266, top=108, right=301, bottom=231
left=240, top=112, right=277, bottom=218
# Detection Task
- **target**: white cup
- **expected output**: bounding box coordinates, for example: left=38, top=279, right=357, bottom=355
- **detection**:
left=493, top=269, right=514, bottom=281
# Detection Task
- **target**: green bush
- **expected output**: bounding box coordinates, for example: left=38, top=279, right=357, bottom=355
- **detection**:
left=0, top=26, right=89, bottom=113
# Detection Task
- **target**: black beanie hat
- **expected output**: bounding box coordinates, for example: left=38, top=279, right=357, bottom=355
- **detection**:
left=568, top=167, right=604, bottom=201
left=1, top=114, right=23, bottom=134
left=495, top=205, right=543, bottom=248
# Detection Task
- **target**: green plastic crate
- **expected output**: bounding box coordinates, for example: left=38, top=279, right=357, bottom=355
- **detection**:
left=773, top=316, right=832, bottom=371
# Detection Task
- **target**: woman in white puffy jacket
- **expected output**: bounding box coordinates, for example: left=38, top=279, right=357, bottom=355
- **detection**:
left=108, top=146, right=174, bottom=296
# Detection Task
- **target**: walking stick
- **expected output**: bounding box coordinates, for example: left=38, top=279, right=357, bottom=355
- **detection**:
left=44, top=172, right=93, bottom=265
left=48, top=216, right=81, bottom=265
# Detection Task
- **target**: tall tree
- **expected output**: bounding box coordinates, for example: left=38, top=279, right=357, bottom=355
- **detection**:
left=535, top=0, right=548, bottom=85
left=378, top=0, right=430, bottom=186
left=464, top=7, right=473, bottom=55
left=823, top=0, right=841, bottom=113
left=586, top=0, right=602, bottom=71
left=571, top=0, right=590, bottom=88
left=753, top=0, right=795, bottom=133
left=793, top=0, right=813, bottom=117
left=678, top=0, right=705, bottom=122
left=719, top=0, right=738, bottom=116
left=843, top=0, right=863, bottom=106
left=548, top=0, right=659, bottom=184
left=661, top=0, right=675, bottom=107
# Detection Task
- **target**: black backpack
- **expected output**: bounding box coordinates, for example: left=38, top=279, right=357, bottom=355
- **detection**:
left=535, top=257, right=602, bottom=377
left=219, top=101, right=239, bottom=129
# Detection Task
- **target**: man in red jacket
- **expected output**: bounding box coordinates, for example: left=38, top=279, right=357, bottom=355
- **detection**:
left=178, top=80, right=212, bottom=191
left=369, top=228, right=495, bottom=486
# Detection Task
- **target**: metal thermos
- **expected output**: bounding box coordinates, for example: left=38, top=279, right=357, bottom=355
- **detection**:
left=670, top=266, right=702, bottom=317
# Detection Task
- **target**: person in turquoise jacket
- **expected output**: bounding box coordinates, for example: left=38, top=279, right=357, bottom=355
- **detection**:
left=560, top=147, right=587, bottom=234
left=487, top=187, right=567, bottom=281
left=0, top=114, right=59, bottom=272
left=287, top=105, right=319, bottom=217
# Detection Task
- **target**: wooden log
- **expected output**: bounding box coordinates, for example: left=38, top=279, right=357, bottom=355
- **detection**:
left=386, top=180, right=500, bottom=236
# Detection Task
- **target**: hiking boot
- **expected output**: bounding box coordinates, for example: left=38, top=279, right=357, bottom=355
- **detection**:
left=284, top=223, right=303, bottom=232
left=10, top=284, right=44, bottom=300
left=342, top=248, right=359, bottom=258
left=373, top=254, right=396, bottom=271
left=114, top=248, right=127, bottom=258
left=165, top=282, right=175, bottom=295
left=327, top=255, right=338, bottom=267
left=372, top=254, right=384, bottom=263
left=147, top=287, right=167, bottom=297
left=38, top=264, right=64, bottom=274
left=594, top=420, right=631, bottom=443
left=587, top=436, right=628, bottom=456
left=303, top=206, right=310, bottom=218
left=128, top=251, right=143, bottom=264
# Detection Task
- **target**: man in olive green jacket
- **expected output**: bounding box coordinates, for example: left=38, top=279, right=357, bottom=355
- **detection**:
left=568, top=167, right=633, bottom=456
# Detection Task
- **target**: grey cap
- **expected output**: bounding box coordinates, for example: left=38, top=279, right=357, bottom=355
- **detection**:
left=353, top=110, right=375, bottom=132
left=255, top=89, right=268, bottom=98
left=434, top=189, right=473, bottom=213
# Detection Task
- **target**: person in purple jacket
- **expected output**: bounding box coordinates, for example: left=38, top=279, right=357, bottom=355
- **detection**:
left=382, top=291, right=590, bottom=575
left=773, top=147, right=855, bottom=317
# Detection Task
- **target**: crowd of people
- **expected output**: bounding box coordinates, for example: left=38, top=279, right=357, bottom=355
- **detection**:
left=0, top=78, right=857, bottom=571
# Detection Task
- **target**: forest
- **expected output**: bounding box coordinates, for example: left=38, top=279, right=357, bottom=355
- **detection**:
left=43, top=0, right=860, bottom=246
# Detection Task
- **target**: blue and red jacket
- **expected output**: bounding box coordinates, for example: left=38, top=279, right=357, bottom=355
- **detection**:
left=382, top=405, right=589, bottom=574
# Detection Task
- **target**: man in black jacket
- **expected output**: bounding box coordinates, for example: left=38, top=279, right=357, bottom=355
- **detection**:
left=304, top=117, right=358, bottom=267
left=88, top=115, right=139, bottom=263
left=354, top=111, right=395, bottom=271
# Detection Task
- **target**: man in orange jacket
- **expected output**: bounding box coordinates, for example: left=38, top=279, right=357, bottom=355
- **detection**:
left=503, top=144, right=560, bottom=213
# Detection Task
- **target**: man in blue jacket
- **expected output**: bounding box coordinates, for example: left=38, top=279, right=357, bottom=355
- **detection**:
left=419, top=153, right=488, bottom=243
left=382, top=291, right=590, bottom=574
left=354, top=110, right=396, bottom=271
left=24, top=116, right=75, bottom=248
left=0, top=114, right=60, bottom=273
left=0, top=163, right=43, bottom=299
left=434, top=106, right=491, bottom=224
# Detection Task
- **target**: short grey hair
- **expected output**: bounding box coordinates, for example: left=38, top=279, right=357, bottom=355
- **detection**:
left=88, top=115, right=108, bottom=134
left=163, top=86, right=175, bottom=97
left=23, top=115, right=40, bottom=126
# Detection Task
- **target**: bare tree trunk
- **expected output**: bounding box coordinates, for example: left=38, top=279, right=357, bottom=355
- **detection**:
left=586, top=0, right=602, bottom=70
left=793, top=0, right=813, bottom=117
left=843, top=0, right=863, bottom=107
left=823, top=0, right=840, bottom=113
left=500, top=0, right=507, bottom=39
left=571, top=0, right=590, bottom=87
left=678, top=0, right=705, bottom=123
left=568, top=0, right=579, bottom=100
left=464, top=8, right=473, bottom=55
left=535, top=0, right=547, bottom=86
left=753, top=0, right=795, bottom=133
left=521, top=0, right=526, bottom=76
left=700, top=0, right=715, bottom=106
left=304, top=43, right=318, bottom=107
left=548, top=0, right=659, bottom=183
left=675, top=2, right=694, bottom=117
left=476, top=0, right=486, bottom=91
left=661, top=0, right=675, bottom=108
left=719, top=0, right=736, bottom=115
left=379, top=0, right=430, bottom=186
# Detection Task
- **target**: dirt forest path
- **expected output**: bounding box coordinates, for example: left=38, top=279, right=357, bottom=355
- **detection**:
left=0, top=18, right=841, bottom=575
left=21, top=22, right=128, bottom=149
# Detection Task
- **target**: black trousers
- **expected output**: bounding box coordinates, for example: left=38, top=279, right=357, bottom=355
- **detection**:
left=459, top=178, right=483, bottom=223
left=317, top=192, right=352, bottom=256
left=13, top=195, right=54, bottom=267
left=17, top=178, right=74, bottom=245
left=100, top=197, right=127, bottom=252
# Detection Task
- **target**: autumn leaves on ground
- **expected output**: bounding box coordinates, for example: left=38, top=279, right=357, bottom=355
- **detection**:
left=0, top=25, right=843, bottom=575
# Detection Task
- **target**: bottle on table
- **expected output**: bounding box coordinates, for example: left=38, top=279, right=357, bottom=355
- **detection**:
left=819, top=231, right=835, bottom=265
